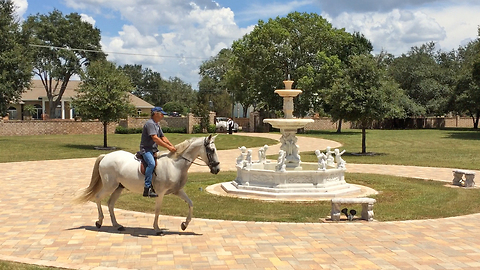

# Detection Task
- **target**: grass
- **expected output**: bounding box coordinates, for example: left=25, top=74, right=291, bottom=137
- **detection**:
left=298, top=128, right=480, bottom=170
left=0, top=133, right=277, bottom=163
left=111, top=171, right=480, bottom=223
left=0, top=261, right=65, bottom=270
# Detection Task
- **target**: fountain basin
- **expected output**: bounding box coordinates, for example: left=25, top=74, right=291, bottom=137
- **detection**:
left=221, top=162, right=362, bottom=199
left=274, top=89, right=303, bottom=97
left=263, top=118, right=314, bottom=130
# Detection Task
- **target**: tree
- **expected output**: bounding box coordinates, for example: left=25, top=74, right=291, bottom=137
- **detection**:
left=452, top=30, right=480, bottom=128
left=326, top=54, right=412, bottom=153
left=228, top=12, right=373, bottom=116
left=199, top=48, right=236, bottom=116
left=71, top=60, right=135, bottom=148
left=389, top=42, right=457, bottom=116
left=120, top=64, right=196, bottom=114
left=0, top=0, right=32, bottom=116
left=23, top=9, right=105, bottom=118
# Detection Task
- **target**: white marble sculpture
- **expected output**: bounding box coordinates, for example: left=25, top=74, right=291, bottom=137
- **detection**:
left=334, top=149, right=346, bottom=169
left=325, top=146, right=335, bottom=168
left=258, top=147, right=264, bottom=163
left=236, top=146, right=247, bottom=166
left=315, top=150, right=327, bottom=171
left=276, top=150, right=286, bottom=172
left=244, top=149, right=253, bottom=169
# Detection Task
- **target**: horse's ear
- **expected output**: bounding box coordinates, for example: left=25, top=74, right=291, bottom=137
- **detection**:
left=211, top=134, right=218, bottom=141
left=207, top=134, right=213, bottom=141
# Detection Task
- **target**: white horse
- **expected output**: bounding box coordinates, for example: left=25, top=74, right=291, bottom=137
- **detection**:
left=75, top=135, right=220, bottom=235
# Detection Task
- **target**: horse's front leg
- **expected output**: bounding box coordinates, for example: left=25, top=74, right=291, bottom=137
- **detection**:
left=153, top=193, right=165, bottom=235
left=175, top=189, right=193, bottom=231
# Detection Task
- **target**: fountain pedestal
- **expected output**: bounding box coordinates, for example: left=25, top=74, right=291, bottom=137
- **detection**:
left=263, top=80, right=313, bottom=168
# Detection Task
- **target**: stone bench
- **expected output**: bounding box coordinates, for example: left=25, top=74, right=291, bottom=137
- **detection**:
left=452, top=169, right=475, bottom=187
left=331, top=198, right=376, bottom=222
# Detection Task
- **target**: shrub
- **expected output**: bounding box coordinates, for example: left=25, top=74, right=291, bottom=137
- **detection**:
left=207, top=124, right=216, bottom=133
left=193, top=124, right=202, bottom=134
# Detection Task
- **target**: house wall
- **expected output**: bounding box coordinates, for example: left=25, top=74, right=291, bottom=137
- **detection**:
left=7, top=101, right=74, bottom=120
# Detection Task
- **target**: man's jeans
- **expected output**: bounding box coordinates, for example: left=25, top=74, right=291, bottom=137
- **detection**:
left=142, top=151, right=155, bottom=188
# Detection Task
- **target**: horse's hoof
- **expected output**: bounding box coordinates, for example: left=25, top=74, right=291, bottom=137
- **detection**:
left=181, top=222, right=187, bottom=231
left=117, top=226, right=125, bottom=231
left=95, top=221, right=102, bottom=228
left=156, top=230, right=165, bottom=236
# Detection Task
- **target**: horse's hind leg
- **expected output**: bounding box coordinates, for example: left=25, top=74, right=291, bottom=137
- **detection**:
left=107, top=185, right=125, bottom=231
left=175, top=189, right=193, bottom=231
left=93, top=181, right=118, bottom=229
left=95, top=201, right=104, bottom=229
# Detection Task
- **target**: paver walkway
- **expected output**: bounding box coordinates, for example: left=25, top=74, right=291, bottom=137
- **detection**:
left=1, top=133, right=480, bottom=270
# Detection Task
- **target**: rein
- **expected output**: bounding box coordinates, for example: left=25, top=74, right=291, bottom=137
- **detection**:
left=179, top=155, right=207, bottom=166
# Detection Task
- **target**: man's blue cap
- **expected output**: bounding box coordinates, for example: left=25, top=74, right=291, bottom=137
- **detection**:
left=151, top=107, right=167, bottom=114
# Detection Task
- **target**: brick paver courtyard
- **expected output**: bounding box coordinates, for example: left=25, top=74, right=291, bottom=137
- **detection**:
left=1, top=133, right=479, bottom=269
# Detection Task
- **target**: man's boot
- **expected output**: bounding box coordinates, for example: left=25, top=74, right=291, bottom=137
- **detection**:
left=143, top=187, right=158, bottom=197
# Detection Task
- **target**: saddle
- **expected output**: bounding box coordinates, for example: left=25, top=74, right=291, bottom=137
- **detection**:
left=135, top=151, right=158, bottom=175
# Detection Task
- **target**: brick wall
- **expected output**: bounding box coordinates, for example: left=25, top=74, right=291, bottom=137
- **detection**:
left=1, top=115, right=477, bottom=137
left=0, top=119, right=116, bottom=136
left=304, top=118, right=353, bottom=130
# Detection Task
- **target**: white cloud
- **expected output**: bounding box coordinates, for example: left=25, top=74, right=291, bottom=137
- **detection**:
left=92, top=1, right=253, bottom=87
left=324, top=3, right=479, bottom=55
left=11, top=0, right=28, bottom=18
left=80, top=14, right=96, bottom=26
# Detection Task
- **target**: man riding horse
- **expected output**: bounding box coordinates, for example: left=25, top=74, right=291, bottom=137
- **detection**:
left=140, top=107, right=177, bottom=197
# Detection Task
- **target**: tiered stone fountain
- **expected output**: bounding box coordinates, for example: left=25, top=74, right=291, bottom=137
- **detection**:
left=220, top=79, right=364, bottom=200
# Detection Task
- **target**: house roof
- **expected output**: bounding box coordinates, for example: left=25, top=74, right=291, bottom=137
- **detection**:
left=22, top=80, right=154, bottom=109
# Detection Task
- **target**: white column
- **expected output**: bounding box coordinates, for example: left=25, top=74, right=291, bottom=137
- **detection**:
left=61, top=100, right=65, bottom=119
left=41, top=99, right=46, bottom=114
left=70, top=108, right=74, bottom=119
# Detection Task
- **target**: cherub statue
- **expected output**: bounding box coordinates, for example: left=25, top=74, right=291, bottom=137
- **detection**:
left=244, top=149, right=253, bottom=168
left=236, top=146, right=247, bottom=166
left=334, top=148, right=346, bottom=169
left=275, top=150, right=286, bottom=172
left=325, top=146, right=335, bottom=168
left=315, top=149, right=327, bottom=171
left=258, top=147, right=265, bottom=163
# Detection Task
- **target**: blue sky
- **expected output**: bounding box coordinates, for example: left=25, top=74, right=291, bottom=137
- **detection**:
left=12, top=0, right=480, bottom=89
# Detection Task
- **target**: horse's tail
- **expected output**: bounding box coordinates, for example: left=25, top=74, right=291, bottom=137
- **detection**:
left=74, top=154, right=106, bottom=204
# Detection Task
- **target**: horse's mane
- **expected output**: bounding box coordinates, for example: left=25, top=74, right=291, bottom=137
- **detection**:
left=169, top=137, right=198, bottom=159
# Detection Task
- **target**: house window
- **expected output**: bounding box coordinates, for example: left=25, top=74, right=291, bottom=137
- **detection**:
left=8, top=107, right=17, bottom=120
left=33, top=104, right=42, bottom=119
left=137, top=109, right=142, bottom=116
left=55, top=105, right=62, bottom=119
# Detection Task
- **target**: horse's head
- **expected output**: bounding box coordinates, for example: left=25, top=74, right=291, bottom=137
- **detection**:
left=201, top=134, right=220, bottom=174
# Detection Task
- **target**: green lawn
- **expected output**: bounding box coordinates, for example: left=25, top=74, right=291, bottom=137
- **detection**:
left=0, top=261, right=64, bottom=270
left=112, top=171, right=480, bottom=223
left=299, top=128, right=480, bottom=170
left=0, top=133, right=277, bottom=163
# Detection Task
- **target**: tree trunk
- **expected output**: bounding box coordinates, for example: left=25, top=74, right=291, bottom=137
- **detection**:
left=362, top=127, right=366, bottom=154
left=475, top=112, right=479, bottom=129
left=336, top=119, right=343, bottom=133
left=103, top=122, right=108, bottom=148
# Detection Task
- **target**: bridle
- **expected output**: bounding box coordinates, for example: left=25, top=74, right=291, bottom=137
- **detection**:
left=179, top=138, right=220, bottom=168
